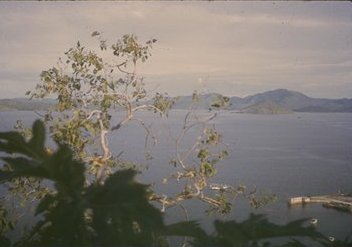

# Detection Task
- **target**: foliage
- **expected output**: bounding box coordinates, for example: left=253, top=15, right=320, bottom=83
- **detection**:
left=28, top=32, right=163, bottom=179
left=1, top=121, right=351, bottom=247
left=17, top=32, right=275, bottom=215
left=0, top=120, right=167, bottom=246
left=0, top=205, right=12, bottom=246
left=210, top=94, right=230, bottom=109
left=193, top=214, right=324, bottom=247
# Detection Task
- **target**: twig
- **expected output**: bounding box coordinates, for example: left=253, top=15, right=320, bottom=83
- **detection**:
left=132, top=104, right=165, bottom=116
left=86, top=110, right=102, bottom=120
left=131, top=117, right=157, bottom=155
left=111, top=113, right=133, bottom=131
left=95, top=113, right=111, bottom=183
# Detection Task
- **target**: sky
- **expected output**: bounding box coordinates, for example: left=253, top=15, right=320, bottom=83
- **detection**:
left=0, top=1, right=351, bottom=99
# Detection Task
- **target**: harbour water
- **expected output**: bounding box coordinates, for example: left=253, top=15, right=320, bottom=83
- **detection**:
left=1, top=110, right=351, bottom=241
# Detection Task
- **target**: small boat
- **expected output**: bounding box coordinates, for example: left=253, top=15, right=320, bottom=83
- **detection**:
left=328, top=236, right=335, bottom=242
left=310, top=218, right=318, bottom=225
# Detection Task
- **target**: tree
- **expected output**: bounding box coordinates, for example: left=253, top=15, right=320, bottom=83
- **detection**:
left=22, top=32, right=267, bottom=213
left=29, top=32, right=163, bottom=180
left=1, top=33, right=280, bottom=245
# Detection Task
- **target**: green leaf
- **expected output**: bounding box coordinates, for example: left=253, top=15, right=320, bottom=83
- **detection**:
left=165, top=221, right=206, bottom=239
left=0, top=131, right=26, bottom=154
left=28, top=120, right=46, bottom=156
left=44, top=145, right=85, bottom=192
left=2, top=157, right=38, bottom=171
left=35, top=194, right=55, bottom=216
left=86, top=169, right=165, bottom=245
left=0, top=120, right=48, bottom=161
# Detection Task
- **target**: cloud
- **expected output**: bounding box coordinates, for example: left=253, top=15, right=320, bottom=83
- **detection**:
left=0, top=2, right=351, bottom=98
left=223, top=12, right=350, bottom=28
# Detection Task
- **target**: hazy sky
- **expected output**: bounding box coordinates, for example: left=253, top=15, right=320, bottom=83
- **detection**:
left=0, top=1, right=351, bottom=98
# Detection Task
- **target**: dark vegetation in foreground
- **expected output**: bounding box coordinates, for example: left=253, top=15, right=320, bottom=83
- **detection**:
left=0, top=120, right=351, bottom=247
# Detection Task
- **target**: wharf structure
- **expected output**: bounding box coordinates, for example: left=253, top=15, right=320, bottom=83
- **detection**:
left=288, top=195, right=352, bottom=212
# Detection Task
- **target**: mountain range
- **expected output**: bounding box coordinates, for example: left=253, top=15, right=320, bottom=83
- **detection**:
left=0, top=98, right=56, bottom=111
left=173, top=89, right=352, bottom=113
left=229, top=89, right=352, bottom=112
left=1, top=89, right=351, bottom=113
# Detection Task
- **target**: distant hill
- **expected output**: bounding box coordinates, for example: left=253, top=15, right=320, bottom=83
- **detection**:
left=172, top=89, right=352, bottom=113
left=0, top=98, right=56, bottom=111
left=172, top=93, right=226, bottom=110
left=1, top=89, right=352, bottom=113
left=237, top=101, right=293, bottom=114
left=228, top=89, right=352, bottom=113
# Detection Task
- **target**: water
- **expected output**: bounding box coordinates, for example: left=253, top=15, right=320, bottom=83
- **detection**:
left=1, top=110, right=352, bottom=241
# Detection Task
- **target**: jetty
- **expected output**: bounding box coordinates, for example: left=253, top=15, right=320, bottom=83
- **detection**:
left=288, top=195, right=352, bottom=213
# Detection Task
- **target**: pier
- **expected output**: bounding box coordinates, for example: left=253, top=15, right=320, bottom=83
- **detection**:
left=288, top=195, right=352, bottom=213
